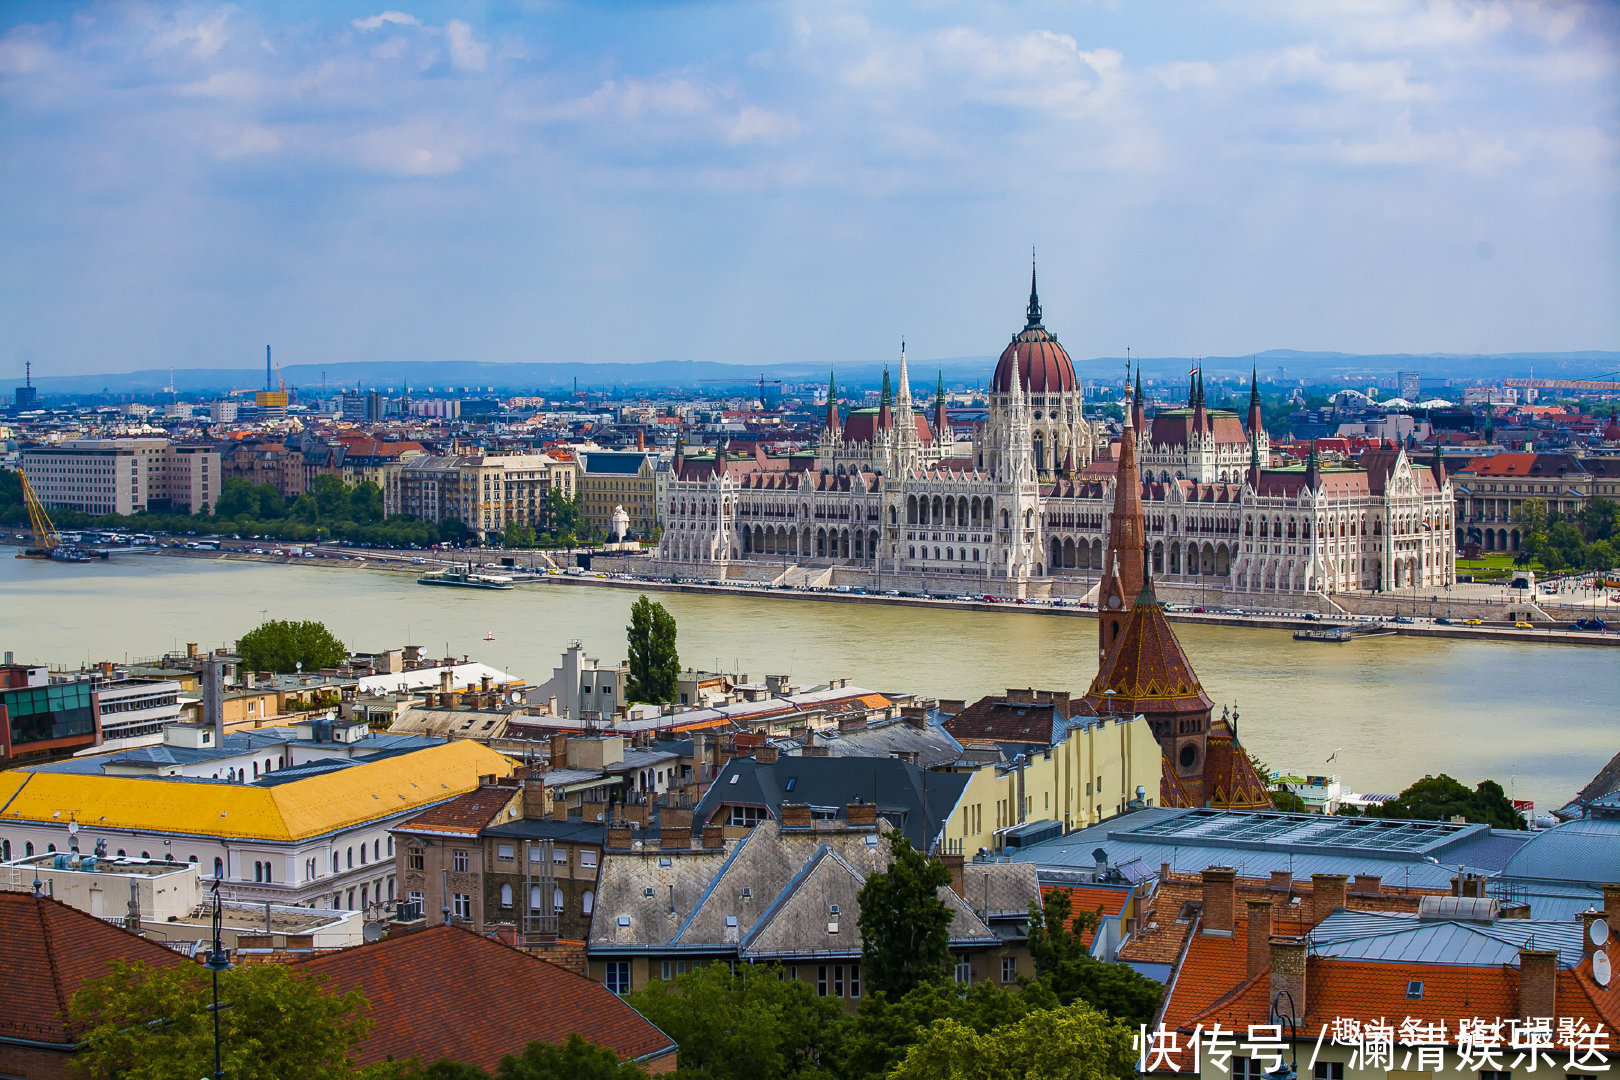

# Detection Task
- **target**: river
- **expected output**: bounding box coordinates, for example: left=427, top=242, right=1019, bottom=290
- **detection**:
left=2, top=552, right=1612, bottom=814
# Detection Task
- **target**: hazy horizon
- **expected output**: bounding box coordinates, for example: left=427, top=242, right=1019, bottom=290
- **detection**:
left=3, top=1, right=1617, bottom=379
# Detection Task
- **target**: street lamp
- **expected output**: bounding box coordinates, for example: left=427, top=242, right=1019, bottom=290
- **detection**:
left=205, top=874, right=231, bottom=1080
left=1264, top=990, right=1300, bottom=1080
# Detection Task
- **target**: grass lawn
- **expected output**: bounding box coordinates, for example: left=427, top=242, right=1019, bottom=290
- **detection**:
left=1456, top=554, right=1544, bottom=580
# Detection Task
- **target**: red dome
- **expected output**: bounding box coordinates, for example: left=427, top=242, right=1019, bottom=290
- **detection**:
left=991, top=329, right=1078, bottom=394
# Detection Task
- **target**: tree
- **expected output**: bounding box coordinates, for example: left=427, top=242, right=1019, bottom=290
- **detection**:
left=856, top=832, right=952, bottom=1000
left=626, top=962, right=844, bottom=1080
left=839, top=978, right=1054, bottom=1080
left=68, top=959, right=371, bottom=1080
left=1025, top=890, right=1162, bottom=1028
left=237, top=618, right=350, bottom=674
left=350, top=481, right=384, bottom=525
left=887, top=1001, right=1138, bottom=1080
left=625, top=595, right=679, bottom=704
left=494, top=1034, right=647, bottom=1080
left=1578, top=498, right=1616, bottom=545
left=1585, top=539, right=1617, bottom=572
left=1367, top=773, right=1525, bottom=830
left=503, top=520, right=537, bottom=549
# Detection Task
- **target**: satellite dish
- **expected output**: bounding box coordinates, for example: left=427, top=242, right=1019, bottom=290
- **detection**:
left=1592, top=918, right=1610, bottom=947
left=1595, top=951, right=1612, bottom=988
left=363, top=921, right=384, bottom=944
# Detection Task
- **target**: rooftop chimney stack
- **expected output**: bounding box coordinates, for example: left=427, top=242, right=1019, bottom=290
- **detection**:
left=203, top=656, right=224, bottom=749
left=1269, top=937, right=1307, bottom=1025
left=1246, top=899, right=1273, bottom=979
left=1518, top=948, right=1557, bottom=1022
left=1200, top=866, right=1237, bottom=934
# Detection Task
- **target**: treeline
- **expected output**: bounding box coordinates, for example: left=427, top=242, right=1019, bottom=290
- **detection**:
left=1511, top=497, right=1617, bottom=573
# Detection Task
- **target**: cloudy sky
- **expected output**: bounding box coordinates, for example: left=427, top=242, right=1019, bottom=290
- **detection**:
left=2, top=1, right=1616, bottom=379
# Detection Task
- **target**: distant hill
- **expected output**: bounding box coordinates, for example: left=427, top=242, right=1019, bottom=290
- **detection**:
left=17, top=350, right=1619, bottom=397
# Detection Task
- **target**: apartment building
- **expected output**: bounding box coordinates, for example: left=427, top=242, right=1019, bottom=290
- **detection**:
left=19, top=438, right=220, bottom=514
left=578, top=451, right=658, bottom=540
left=386, top=451, right=578, bottom=540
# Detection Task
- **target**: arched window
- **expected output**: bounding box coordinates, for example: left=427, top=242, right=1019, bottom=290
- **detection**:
left=554, top=887, right=565, bottom=913
left=214, top=857, right=224, bottom=878
left=189, top=855, right=198, bottom=864
left=254, top=861, right=263, bottom=883
left=360, top=845, right=367, bottom=865
left=386, top=836, right=393, bottom=856
left=25, top=842, right=33, bottom=857
left=500, top=883, right=514, bottom=908
left=583, top=889, right=595, bottom=915
left=529, top=885, right=543, bottom=911
left=333, top=852, right=340, bottom=873
left=265, top=862, right=272, bottom=883
left=347, top=847, right=354, bottom=869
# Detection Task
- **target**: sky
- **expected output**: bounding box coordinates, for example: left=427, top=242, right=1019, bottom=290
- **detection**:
left=1, top=1, right=1617, bottom=380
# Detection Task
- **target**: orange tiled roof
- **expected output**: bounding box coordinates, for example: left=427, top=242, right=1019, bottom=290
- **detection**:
left=1081, top=584, right=1213, bottom=720
left=0, top=892, right=191, bottom=1049
left=296, top=924, right=677, bottom=1070
left=393, top=785, right=519, bottom=836
left=1045, top=884, right=1131, bottom=949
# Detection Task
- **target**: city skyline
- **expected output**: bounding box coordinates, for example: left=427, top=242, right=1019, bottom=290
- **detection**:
left=2, top=1, right=1617, bottom=378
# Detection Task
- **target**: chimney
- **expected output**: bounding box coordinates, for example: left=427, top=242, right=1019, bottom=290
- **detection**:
left=1581, top=909, right=1606, bottom=959
left=801, top=745, right=829, bottom=758
left=755, top=745, right=779, bottom=765
left=1200, top=866, right=1237, bottom=934
left=701, top=825, right=723, bottom=849
left=1518, top=948, right=1557, bottom=1022
left=203, top=656, right=224, bottom=749
left=186, top=642, right=199, bottom=659
left=1602, top=883, right=1620, bottom=923
left=1246, top=899, right=1273, bottom=979
left=550, top=732, right=569, bottom=766
left=1160, top=862, right=1172, bottom=883
left=439, top=669, right=452, bottom=693
left=660, top=827, right=686, bottom=850
left=662, top=806, right=693, bottom=834
left=606, top=825, right=632, bottom=850
left=1269, top=937, right=1307, bottom=1024
left=1270, top=870, right=1293, bottom=894
left=1311, top=874, right=1348, bottom=926
left=1350, top=874, right=1382, bottom=898
left=939, top=853, right=966, bottom=899
left=779, top=803, right=812, bottom=829
left=845, top=801, right=878, bottom=828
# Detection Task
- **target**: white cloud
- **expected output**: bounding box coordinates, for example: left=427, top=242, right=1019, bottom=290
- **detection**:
left=147, top=9, right=233, bottom=59
left=725, top=105, right=800, bottom=145
left=213, top=124, right=282, bottom=158
left=353, top=11, right=420, bottom=32
left=0, top=23, right=55, bottom=75
left=444, top=19, right=487, bottom=73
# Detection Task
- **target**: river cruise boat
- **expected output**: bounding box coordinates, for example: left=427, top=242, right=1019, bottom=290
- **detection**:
left=1293, top=627, right=1351, bottom=643
left=417, top=566, right=515, bottom=590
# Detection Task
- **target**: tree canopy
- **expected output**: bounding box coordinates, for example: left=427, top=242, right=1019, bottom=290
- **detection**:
left=625, top=595, right=679, bottom=704
left=237, top=618, right=350, bottom=674
left=856, top=832, right=953, bottom=1000
left=68, top=959, right=372, bottom=1080
left=887, top=1001, right=1138, bottom=1080
left=1367, top=773, right=1526, bottom=830
left=1025, top=889, right=1163, bottom=1029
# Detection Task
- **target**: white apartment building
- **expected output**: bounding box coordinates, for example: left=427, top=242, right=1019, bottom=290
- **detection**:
left=92, top=678, right=185, bottom=752
left=386, top=451, right=578, bottom=541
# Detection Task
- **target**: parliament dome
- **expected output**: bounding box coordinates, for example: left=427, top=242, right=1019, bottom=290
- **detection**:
left=989, top=265, right=1078, bottom=395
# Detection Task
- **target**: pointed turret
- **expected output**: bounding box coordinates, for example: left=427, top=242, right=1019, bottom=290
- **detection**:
left=1025, top=252, right=1043, bottom=330
left=823, top=370, right=840, bottom=437
left=933, top=370, right=949, bottom=443
left=1131, top=365, right=1145, bottom=433
left=1303, top=438, right=1320, bottom=491
left=896, top=339, right=913, bottom=413
left=1247, top=362, right=1263, bottom=439
left=1430, top=442, right=1447, bottom=487
left=1187, top=368, right=1196, bottom=407
left=1247, top=428, right=1263, bottom=488
left=1098, top=379, right=1145, bottom=658
left=877, top=367, right=892, bottom=431
left=1193, top=369, right=1208, bottom=433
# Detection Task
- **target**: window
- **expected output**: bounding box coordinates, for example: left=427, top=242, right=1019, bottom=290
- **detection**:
left=407, top=848, right=424, bottom=871
left=661, top=961, right=673, bottom=981
left=346, top=847, right=354, bottom=869
left=582, top=889, right=595, bottom=915
left=333, top=852, right=341, bottom=873
left=1001, top=956, right=1017, bottom=983
left=849, top=963, right=860, bottom=999
left=213, top=857, right=224, bottom=879
left=499, top=883, right=513, bottom=908
left=579, top=849, right=598, bottom=869
left=452, top=849, right=469, bottom=872
left=496, top=844, right=515, bottom=861
left=1314, top=1065, right=1345, bottom=1080
left=833, top=965, right=845, bottom=998
left=953, top=957, right=972, bottom=984
left=359, top=845, right=367, bottom=865
left=554, top=887, right=564, bottom=913
left=530, top=885, right=544, bottom=911
left=1230, top=1059, right=1265, bottom=1080
left=817, top=965, right=829, bottom=996
left=452, top=893, right=471, bottom=920
left=1405, top=979, right=1424, bottom=1000
left=553, top=847, right=567, bottom=864
left=605, top=961, right=631, bottom=995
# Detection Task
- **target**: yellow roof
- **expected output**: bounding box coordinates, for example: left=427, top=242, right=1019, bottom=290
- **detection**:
left=0, top=740, right=515, bottom=843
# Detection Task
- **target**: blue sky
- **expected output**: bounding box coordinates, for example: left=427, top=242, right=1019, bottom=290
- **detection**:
left=2, top=1, right=1616, bottom=378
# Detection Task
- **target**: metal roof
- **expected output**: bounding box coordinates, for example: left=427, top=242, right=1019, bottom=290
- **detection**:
left=1500, top=815, right=1620, bottom=885
left=1312, top=909, right=1588, bottom=969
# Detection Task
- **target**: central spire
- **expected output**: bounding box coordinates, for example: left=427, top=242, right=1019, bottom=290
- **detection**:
left=1025, top=249, right=1042, bottom=329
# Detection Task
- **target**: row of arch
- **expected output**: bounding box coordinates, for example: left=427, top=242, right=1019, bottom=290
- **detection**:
left=908, top=493, right=996, bottom=527
left=496, top=883, right=596, bottom=915
left=740, top=524, right=883, bottom=561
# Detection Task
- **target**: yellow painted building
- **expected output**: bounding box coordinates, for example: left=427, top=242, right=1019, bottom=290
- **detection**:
left=937, top=713, right=1159, bottom=857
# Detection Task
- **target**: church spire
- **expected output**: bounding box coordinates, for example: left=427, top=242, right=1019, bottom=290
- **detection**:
left=1131, top=363, right=1145, bottom=434
left=1025, top=250, right=1042, bottom=330
left=933, top=369, right=949, bottom=441
left=896, top=339, right=913, bottom=412
left=1248, top=361, right=1263, bottom=439
left=1098, top=374, right=1145, bottom=659
left=877, top=366, right=892, bottom=432
left=824, top=369, right=839, bottom=436
left=1304, top=438, right=1320, bottom=491
left=1247, top=428, right=1262, bottom=488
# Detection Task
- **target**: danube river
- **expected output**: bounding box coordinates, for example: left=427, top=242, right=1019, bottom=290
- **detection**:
left=3, top=553, right=1612, bottom=814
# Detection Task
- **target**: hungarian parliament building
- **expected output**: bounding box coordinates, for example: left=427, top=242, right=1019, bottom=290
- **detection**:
left=656, top=275, right=1455, bottom=604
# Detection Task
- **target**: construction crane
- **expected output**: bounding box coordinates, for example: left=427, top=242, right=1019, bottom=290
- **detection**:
left=255, top=345, right=290, bottom=410
left=16, top=471, right=59, bottom=559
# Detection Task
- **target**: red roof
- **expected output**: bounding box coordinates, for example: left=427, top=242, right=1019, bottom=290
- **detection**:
left=393, top=785, right=520, bottom=836
left=1044, top=884, right=1132, bottom=949
left=0, top=891, right=191, bottom=1049
left=991, top=329, right=1078, bottom=394
left=296, top=925, right=677, bottom=1071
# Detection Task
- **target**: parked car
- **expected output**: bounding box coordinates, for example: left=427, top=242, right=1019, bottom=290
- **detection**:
left=1463, top=618, right=1484, bottom=626
left=1435, top=617, right=1453, bottom=625
left=1514, top=621, right=1534, bottom=629
left=1571, top=618, right=1607, bottom=631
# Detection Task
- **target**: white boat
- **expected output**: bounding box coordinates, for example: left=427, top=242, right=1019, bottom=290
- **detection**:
left=416, top=566, right=515, bottom=591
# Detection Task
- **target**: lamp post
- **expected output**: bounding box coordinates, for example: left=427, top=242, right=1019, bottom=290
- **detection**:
left=205, top=874, right=230, bottom=1080
left=1264, top=989, right=1299, bottom=1080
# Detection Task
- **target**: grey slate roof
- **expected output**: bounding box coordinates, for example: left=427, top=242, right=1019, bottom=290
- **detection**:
left=1312, top=909, right=1588, bottom=969
left=692, top=756, right=971, bottom=852
left=1499, top=814, right=1620, bottom=885
left=800, top=718, right=963, bottom=769
left=959, top=861, right=1042, bottom=920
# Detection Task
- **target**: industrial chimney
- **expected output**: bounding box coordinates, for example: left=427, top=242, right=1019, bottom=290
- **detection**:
left=204, top=656, right=225, bottom=748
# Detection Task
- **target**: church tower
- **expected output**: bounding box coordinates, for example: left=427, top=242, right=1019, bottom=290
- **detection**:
left=1097, top=375, right=1145, bottom=658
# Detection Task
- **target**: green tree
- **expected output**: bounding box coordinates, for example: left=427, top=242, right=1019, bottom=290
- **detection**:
left=503, top=520, right=537, bottom=549
left=856, top=832, right=952, bottom=1000
left=1512, top=498, right=1549, bottom=560
left=840, top=979, right=1054, bottom=1080
left=494, top=1034, right=647, bottom=1080
left=68, top=959, right=371, bottom=1080
left=349, top=481, right=384, bottom=525
left=237, top=618, right=350, bottom=674
left=887, top=1001, right=1138, bottom=1080
left=1368, top=773, right=1526, bottom=830
left=1578, top=498, right=1616, bottom=544
left=1025, top=890, right=1162, bottom=1028
left=1585, top=539, right=1618, bottom=572
left=214, top=477, right=261, bottom=518
left=625, top=595, right=679, bottom=704
left=310, top=474, right=352, bottom=520
left=626, top=962, right=843, bottom=1080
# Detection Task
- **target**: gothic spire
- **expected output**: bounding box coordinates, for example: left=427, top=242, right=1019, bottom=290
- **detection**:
left=1025, top=250, right=1042, bottom=329
left=1249, top=362, right=1260, bottom=407
left=824, top=369, right=839, bottom=434
left=1304, top=438, right=1320, bottom=491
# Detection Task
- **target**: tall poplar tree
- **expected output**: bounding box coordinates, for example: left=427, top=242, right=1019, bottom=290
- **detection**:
left=625, top=596, right=679, bottom=704
left=857, top=833, right=953, bottom=999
